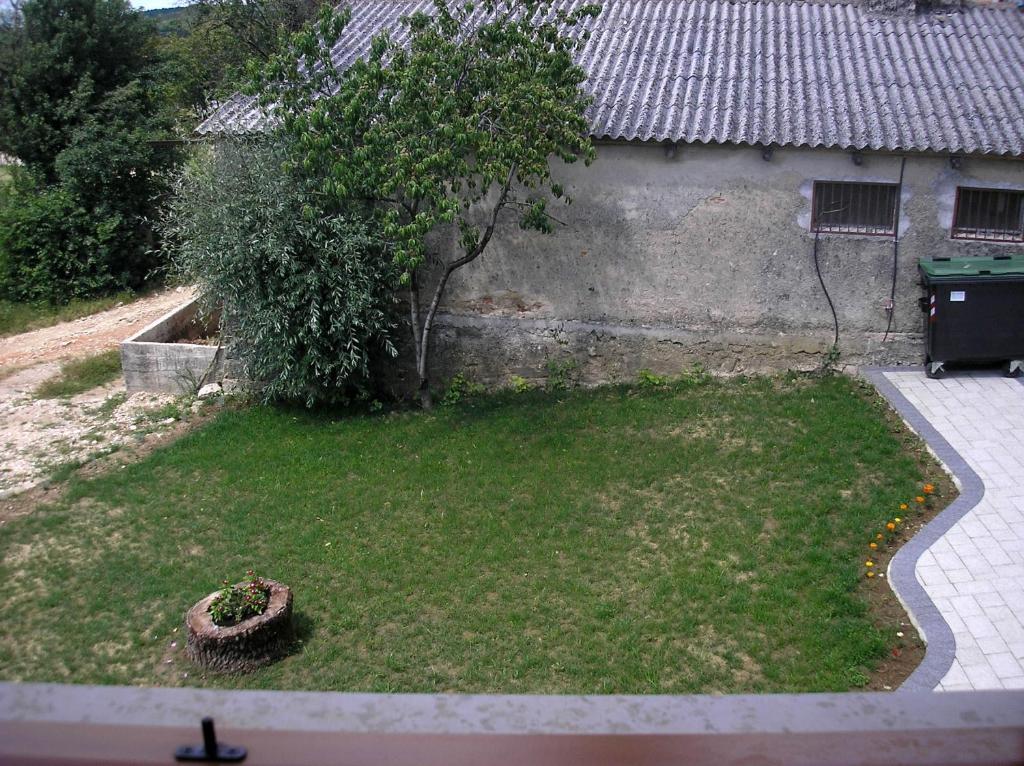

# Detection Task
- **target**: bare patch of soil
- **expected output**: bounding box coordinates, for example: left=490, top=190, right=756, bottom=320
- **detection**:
left=859, top=380, right=958, bottom=691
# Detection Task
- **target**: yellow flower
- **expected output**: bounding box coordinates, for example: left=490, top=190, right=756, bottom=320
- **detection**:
left=900, top=503, right=908, bottom=511
left=865, top=560, right=874, bottom=567
left=894, top=517, right=902, bottom=524
left=869, top=542, right=878, bottom=550
left=867, top=571, right=876, bottom=578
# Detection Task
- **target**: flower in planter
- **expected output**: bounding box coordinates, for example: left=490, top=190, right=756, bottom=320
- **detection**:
left=869, top=542, right=878, bottom=550
left=900, top=503, right=908, bottom=511
left=923, top=483, right=935, bottom=494
left=894, top=517, right=902, bottom=524
left=209, top=571, right=270, bottom=627
left=914, top=496, right=925, bottom=504
left=886, top=522, right=896, bottom=531
left=864, top=560, right=874, bottom=568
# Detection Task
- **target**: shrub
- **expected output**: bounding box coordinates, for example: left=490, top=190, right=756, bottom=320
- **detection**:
left=208, top=571, right=270, bottom=627
left=0, top=179, right=127, bottom=303
left=0, top=0, right=175, bottom=304
left=162, top=138, right=399, bottom=406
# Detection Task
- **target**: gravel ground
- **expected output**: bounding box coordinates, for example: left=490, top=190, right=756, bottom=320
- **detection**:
left=0, top=288, right=198, bottom=498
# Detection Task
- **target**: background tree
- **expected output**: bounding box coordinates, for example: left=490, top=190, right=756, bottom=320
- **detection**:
left=260, top=0, right=599, bottom=407
left=0, top=0, right=175, bottom=303
left=0, top=0, right=154, bottom=175
left=149, top=0, right=332, bottom=122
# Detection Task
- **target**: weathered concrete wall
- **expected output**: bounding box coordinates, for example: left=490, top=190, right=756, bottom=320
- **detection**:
left=395, top=143, right=1023, bottom=391
left=121, top=299, right=225, bottom=394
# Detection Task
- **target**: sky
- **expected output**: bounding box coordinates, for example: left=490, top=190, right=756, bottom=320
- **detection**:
left=131, top=0, right=189, bottom=10
left=0, top=0, right=189, bottom=11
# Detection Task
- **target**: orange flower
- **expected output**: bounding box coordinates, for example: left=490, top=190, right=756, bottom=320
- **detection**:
left=899, top=503, right=908, bottom=511
left=869, top=542, right=878, bottom=550
left=876, top=533, right=884, bottom=540
left=923, top=484, right=935, bottom=494
left=886, top=522, right=896, bottom=531
left=915, top=496, right=925, bottom=504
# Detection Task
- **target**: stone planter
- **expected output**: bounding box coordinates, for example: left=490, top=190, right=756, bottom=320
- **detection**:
left=185, top=579, right=293, bottom=673
left=121, top=298, right=226, bottom=394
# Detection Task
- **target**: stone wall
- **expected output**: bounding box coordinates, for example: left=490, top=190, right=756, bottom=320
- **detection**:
left=385, top=142, right=1024, bottom=393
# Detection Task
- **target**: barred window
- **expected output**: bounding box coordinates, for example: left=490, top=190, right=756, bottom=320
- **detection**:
left=951, top=187, right=1024, bottom=242
left=811, top=181, right=900, bottom=236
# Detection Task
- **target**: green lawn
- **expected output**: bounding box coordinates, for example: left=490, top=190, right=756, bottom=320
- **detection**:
left=34, top=349, right=123, bottom=398
left=0, top=375, right=941, bottom=693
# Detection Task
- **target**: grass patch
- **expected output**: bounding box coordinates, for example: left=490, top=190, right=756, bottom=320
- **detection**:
left=0, top=375, right=945, bottom=693
left=0, top=292, right=135, bottom=338
left=34, top=349, right=123, bottom=399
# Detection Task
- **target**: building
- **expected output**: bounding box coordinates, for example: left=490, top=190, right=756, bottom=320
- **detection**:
left=200, top=0, right=1024, bottom=384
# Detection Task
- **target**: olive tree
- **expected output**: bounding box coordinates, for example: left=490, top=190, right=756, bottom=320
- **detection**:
left=260, top=0, right=599, bottom=407
left=161, top=138, right=398, bottom=406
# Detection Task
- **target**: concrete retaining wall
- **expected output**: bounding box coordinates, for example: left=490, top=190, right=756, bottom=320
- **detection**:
left=121, top=299, right=224, bottom=394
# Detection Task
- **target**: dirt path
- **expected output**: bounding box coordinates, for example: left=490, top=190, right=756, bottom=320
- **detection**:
left=0, top=288, right=201, bottom=499
left=0, top=287, right=193, bottom=370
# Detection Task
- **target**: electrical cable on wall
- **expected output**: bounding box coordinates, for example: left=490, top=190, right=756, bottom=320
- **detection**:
left=812, top=230, right=840, bottom=348
left=883, top=156, right=908, bottom=343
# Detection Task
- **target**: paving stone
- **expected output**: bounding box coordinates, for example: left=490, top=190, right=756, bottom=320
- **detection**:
left=963, top=662, right=1003, bottom=689
left=976, top=635, right=1010, bottom=655
left=880, top=371, right=1024, bottom=692
left=985, top=652, right=1023, bottom=678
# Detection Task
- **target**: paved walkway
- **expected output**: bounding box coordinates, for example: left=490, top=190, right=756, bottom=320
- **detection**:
left=874, top=370, right=1024, bottom=692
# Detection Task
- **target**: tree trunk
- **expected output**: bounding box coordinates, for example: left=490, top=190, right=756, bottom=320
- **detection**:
left=419, top=378, right=433, bottom=409
left=408, top=275, right=433, bottom=409
left=408, top=164, right=516, bottom=410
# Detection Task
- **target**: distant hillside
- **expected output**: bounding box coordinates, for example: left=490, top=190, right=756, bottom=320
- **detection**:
left=143, top=5, right=201, bottom=36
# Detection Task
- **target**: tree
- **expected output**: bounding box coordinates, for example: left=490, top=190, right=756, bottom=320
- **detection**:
left=150, top=0, right=332, bottom=121
left=260, top=0, right=599, bottom=407
left=0, top=0, right=176, bottom=302
left=161, top=138, right=399, bottom=406
left=0, top=0, right=154, bottom=176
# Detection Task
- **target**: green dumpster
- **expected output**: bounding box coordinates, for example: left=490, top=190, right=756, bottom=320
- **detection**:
left=918, top=255, right=1024, bottom=379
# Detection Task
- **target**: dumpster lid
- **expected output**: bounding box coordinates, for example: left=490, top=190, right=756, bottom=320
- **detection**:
left=919, top=255, right=1024, bottom=278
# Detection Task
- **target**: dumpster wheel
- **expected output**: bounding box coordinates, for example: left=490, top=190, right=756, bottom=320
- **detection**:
left=1004, top=360, right=1023, bottom=379
left=925, top=358, right=945, bottom=379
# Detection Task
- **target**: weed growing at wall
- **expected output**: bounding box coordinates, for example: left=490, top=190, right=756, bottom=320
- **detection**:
left=442, top=373, right=486, bottom=406
left=545, top=358, right=580, bottom=392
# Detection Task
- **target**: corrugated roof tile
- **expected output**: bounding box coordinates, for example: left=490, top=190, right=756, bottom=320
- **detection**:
left=199, top=0, right=1024, bottom=157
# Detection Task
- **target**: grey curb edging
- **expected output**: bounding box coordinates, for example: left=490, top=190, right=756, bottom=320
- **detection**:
left=861, top=366, right=987, bottom=692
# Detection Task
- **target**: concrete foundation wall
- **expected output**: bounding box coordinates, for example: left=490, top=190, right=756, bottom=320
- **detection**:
left=397, top=143, right=1024, bottom=390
